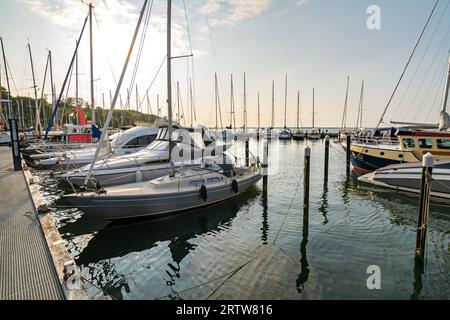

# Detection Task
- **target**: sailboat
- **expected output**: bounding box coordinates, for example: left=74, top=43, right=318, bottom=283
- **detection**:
left=263, top=81, right=276, bottom=140
left=65, top=0, right=261, bottom=220
left=279, top=75, right=291, bottom=140
left=292, top=91, right=305, bottom=140
left=307, top=88, right=321, bottom=140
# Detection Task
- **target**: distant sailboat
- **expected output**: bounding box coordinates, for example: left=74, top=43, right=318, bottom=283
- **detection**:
left=279, top=74, right=292, bottom=140
left=292, top=91, right=305, bottom=140
left=308, top=88, right=320, bottom=140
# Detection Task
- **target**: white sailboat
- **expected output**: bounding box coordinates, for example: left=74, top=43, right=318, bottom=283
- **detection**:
left=308, top=88, right=321, bottom=140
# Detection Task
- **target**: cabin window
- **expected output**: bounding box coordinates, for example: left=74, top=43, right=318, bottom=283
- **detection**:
left=437, top=139, right=450, bottom=150
left=402, top=138, right=415, bottom=148
left=418, top=138, right=433, bottom=149
left=207, top=177, right=220, bottom=184
left=189, top=179, right=204, bottom=187
left=123, top=135, right=155, bottom=149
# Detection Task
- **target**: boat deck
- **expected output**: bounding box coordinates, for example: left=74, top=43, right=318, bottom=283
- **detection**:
left=0, top=146, right=65, bottom=300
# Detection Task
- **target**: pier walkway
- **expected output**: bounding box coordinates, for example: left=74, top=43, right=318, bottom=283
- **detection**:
left=0, top=146, right=65, bottom=300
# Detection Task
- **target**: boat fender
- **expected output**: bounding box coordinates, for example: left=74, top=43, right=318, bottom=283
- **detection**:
left=200, top=184, right=208, bottom=201
left=231, top=179, right=238, bottom=193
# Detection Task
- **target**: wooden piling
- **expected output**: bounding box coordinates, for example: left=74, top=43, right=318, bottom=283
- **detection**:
left=303, top=146, right=311, bottom=211
left=245, top=138, right=249, bottom=167
left=324, top=135, right=329, bottom=184
left=346, top=134, right=351, bottom=175
left=262, top=140, right=268, bottom=190
left=415, top=152, right=434, bottom=262
left=8, top=119, right=21, bottom=171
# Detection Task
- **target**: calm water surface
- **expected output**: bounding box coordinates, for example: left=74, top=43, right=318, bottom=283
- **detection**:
left=35, top=138, right=450, bottom=300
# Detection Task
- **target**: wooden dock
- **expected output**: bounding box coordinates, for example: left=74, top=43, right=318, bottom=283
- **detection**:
left=0, top=146, right=65, bottom=300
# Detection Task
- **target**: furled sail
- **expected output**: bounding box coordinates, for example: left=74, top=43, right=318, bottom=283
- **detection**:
left=98, top=131, right=112, bottom=158
left=439, top=110, right=450, bottom=132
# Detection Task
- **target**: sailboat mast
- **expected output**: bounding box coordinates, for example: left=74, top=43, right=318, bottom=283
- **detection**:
left=312, top=88, right=315, bottom=129
left=257, top=92, right=260, bottom=132
left=177, top=81, right=180, bottom=123
left=297, top=91, right=300, bottom=129
left=341, top=75, right=349, bottom=130
left=284, top=74, right=287, bottom=128
left=189, top=78, right=193, bottom=126
left=28, top=43, right=41, bottom=137
left=441, top=52, right=450, bottom=114
left=75, top=40, right=79, bottom=125
left=230, top=74, right=235, bottom=129
left=167, top=0, right=175, bottom=175
left=243, top=72, right=247, bottom=133
left=157, top=94, right=160, bottom=117
left=89, top=3, right=95, bottom=124
left=214, top=73, right=218, bottom=131
left=0, top=38, right=11, bottom=124
left=356, top=80, right=364, bottom=129
left=271, top=80, right=274, bottom=129
left=49, top=50, right=56, bottom=127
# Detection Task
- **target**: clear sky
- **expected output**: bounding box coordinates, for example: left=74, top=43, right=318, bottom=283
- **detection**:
left=1, top=0, right=449, bottom=128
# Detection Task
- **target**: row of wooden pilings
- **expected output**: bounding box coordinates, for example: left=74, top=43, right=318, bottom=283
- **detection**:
left=253, top=133, right=434, bottom=264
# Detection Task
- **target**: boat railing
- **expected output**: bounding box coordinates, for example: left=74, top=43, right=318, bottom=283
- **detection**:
left=351, top=135, right=399, bottom=147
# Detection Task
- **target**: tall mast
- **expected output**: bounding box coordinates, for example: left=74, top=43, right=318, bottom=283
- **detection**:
left=146, top=94, right=150, bottom=115
left=89, top=3, right=95, bottom=124
left=312, top=88, right=315, bottom=129
left=102, top=92, right=105, bottom=124
left=243, top=72, right=247, bottom=132
left=167, top=0, right=175, bottom=175
left=341, top=75, right=349, bottom=130
left=356, top=80, right=364, bottom=129
left=297, top=91, right=300, bottom=129
left=0, top=65, right=3, bottom=129
left=284, top=74, right=287, bottom=128
left=230, top=74, right=235, bottom=129
left=28, top=43, right=41, bottom=137
left=257, top=92, right=260, bottom=132
left=49, top=50, right=56, bottom=127
left=176, top=81, right=180, bottom=123
left=214, top=73, right=218, bottom=131
left=1, top=37, right=11, bottom=124
left=157, top=94, right=160, bottom=117
left=28, top=93, right=33, bottom=128
left=135, top=84, right=139, bottom=112
left=189, top=78, right=193, bottom=126
left=271, top=80, right=274, bottom=129
left=75, top=41, right=79, bottom=125
left=441, top=52, right=450, bottom=114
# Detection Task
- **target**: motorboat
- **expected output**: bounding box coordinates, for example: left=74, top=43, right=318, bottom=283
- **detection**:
left=34, top=126, right=159, bottom=169
left=358, top=158, right=450, bottom=200
left=56, top=126, right=231, bottom=190
left=64, top=154, right=262, bottom=220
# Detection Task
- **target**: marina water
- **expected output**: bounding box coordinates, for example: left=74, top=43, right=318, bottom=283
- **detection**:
left=34, top=137, right=450, bottom=299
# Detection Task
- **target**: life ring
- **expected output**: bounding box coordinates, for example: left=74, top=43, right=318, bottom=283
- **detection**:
left=231, top=179, right=238, bottom=193
left=200, top=184, right=207, bottom=201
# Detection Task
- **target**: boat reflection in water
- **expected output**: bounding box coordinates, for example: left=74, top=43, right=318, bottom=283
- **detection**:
left=66, top=189, right=261, bottom=300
